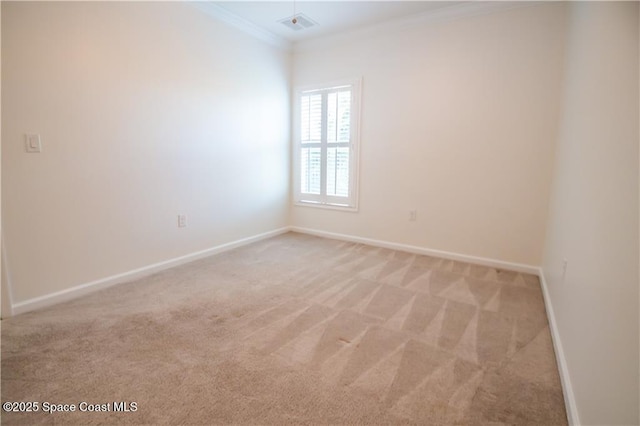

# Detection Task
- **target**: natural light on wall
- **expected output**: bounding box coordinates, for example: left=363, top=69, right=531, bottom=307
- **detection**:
left=295, top=79, right=361, bottom=210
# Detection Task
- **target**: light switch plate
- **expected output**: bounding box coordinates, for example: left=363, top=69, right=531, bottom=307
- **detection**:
left=25, top=134, right=42, bottom=153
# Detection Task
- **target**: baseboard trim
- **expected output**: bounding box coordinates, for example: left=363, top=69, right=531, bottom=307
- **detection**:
left=289, top=226, right=539, bottom=274
left=1, top=236, right=15, bottom=319
left=10, top=227, right=290, bottom=316
left=538, top=268, right=580, bottom=426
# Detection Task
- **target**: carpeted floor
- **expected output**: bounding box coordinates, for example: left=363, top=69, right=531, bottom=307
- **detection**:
left=1, top=232, right=567, bottom=425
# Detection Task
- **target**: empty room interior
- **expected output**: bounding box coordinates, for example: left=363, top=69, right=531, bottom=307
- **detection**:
left=1, top=1, right=639, bottom=425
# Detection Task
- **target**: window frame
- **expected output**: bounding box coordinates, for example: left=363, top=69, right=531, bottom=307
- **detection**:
left=293, top=78, right=361, bottom=212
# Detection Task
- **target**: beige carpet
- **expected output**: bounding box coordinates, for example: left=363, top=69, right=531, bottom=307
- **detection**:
left=1, top=232, right=567, bottom=425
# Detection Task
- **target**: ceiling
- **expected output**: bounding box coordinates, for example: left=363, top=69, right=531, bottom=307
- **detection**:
left=212, top=1, right=463, bottom=44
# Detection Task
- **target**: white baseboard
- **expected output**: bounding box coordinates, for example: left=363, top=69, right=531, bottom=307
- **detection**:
left=538, top=269, right=580, bottom=426
left=10, top=227, right=290, bottom=316
left=289, top=226, right=539, bottom=274
left=6, top=226, right=539, bottom=316
left=1, top=236, right=15, bottom=319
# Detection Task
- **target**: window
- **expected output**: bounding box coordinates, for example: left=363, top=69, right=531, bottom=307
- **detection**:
left=294, top=79, right=361, bottom=210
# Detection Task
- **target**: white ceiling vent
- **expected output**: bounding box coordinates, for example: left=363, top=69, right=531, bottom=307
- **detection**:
left=278, top=14, right=318, bottom=31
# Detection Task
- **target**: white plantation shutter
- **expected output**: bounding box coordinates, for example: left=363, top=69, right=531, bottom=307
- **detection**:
left=300, top=147, right=321, bottom=194
left=300, top=93, right=322, bottom=195
left=301, top=93, right=322, bottom=143
left=326, top=90, right=351, bottom=198
left=295, top=79, right=361, bottom=209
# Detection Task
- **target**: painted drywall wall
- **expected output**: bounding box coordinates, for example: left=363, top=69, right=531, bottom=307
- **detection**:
left=542, top=2, right=639, bottom=424
left=2, top=2, right=290, bottom=305
left=291, top=3, right=566, bottom=266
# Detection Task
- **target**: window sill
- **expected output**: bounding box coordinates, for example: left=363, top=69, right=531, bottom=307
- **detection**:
left=294, top=200, right=358, bottom=213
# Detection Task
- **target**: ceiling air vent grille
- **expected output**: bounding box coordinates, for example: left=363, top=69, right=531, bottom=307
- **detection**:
left=278, top=13, right=318, bottom=31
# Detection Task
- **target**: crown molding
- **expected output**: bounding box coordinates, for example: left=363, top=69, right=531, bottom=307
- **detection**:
left=191, top=1, right=542, bottom=55
left=293, top=1, right=541, bottom=53
left=190, top=1, right=292, bottom=51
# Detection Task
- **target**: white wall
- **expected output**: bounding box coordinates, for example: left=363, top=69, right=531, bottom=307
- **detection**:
left=291, top=3, right=566, bottom=267
left=2, top=2, right=290, bottom=305
left=542, top=2, right=639, bottom=425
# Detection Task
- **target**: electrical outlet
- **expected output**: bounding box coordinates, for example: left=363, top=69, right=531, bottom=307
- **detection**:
left=562, top=258, right=568, bottom=280
left=409, top=210, right=417, bottom=221
left=178, top=214, right=187, bottom=228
